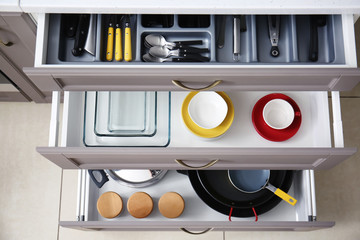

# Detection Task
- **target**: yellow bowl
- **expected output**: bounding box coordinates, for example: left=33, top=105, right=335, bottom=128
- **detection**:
left=181, top=91, right=234, bottom=138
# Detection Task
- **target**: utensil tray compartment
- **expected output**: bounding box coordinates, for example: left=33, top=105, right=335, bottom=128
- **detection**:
left=41, top=13, right=351, bottom=65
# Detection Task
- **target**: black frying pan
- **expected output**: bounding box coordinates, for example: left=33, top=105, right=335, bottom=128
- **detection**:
left=197, top=170, right=287, bottom=209
left=183, top=170, right=293, bottom=217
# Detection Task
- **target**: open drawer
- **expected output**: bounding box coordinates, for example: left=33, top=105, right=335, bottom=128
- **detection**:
left=37, top=90, right=356, bottom=170
left=59, top=169, right=334, bottom=232
left=23, top=13, right=360, bottom=92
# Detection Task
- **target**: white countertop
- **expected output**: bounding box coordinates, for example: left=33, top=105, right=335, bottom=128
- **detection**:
left=1, top=0, right=21, bottom=12
left=18, top=0, right=360, bottom=14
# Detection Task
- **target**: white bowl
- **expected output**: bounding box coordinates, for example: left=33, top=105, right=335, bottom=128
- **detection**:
left=263, top=99, right=294, bottom=129
left=188, top=92, right=228, bottom=129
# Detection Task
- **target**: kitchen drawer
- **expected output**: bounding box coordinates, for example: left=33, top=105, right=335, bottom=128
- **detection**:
left=23, top=13, right=360, bottom=92
left=37, top=90, right=356, bottom=170
left=59, top=169, right=334, bottom=232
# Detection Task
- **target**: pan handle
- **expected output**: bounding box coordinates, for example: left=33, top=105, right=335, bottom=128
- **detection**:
left=175, top=159, right=218, bottom=170
left=88, top=170, right=109, bottom=188
left=172, top=80, right=222, bottom=91
left=180, top=228, right=213, bottom=235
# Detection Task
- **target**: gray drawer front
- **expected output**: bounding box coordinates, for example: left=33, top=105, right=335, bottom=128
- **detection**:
left=59, top=220, right=334, bottom=231
left=36, top=147, right=357, bottom=170
left=24, top=67, right=360, bottom=92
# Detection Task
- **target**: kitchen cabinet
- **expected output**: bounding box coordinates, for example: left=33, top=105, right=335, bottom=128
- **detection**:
left=9, top=0, right=360, bottom=234
left=0, top=12, right=50, bottom=102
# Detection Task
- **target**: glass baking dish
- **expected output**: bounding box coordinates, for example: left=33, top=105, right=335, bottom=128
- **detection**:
left=94, top=91, right=157, bottom=136
left=83, top=91, right=170, bottom=147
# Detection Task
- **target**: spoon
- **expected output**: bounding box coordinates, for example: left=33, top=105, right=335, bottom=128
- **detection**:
left=145, top=34, right=203, bottom=49
left=142, top=53, right=203, bottom=62
left=149, top=46, right=210, bottom=61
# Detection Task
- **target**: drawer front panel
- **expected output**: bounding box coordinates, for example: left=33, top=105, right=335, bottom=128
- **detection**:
left=59, top=220, right=334, bottom=231
left=36, top=146, right=357, bottom=170
left=23, top=67, right=360, bottom=92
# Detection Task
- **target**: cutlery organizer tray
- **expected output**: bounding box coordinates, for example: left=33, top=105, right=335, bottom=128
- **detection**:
left=45, top=14, right=345, bottom=65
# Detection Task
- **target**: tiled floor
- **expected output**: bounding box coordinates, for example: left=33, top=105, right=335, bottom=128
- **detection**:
left=0, top=88, right=360, bottom=240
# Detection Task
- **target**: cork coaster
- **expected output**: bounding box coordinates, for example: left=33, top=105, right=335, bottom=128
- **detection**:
left=127, top=192, right=153, bottom=218
left=158, top=192, right=185, bottom=218
left=97, top=191, right=123, bottom=219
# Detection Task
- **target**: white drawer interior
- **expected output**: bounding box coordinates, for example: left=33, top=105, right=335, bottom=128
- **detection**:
left=34, top=13, right=357, bottom=68
left=75, top=170, right=313, bottom=223
left=61, top=91, right=332, bottom=149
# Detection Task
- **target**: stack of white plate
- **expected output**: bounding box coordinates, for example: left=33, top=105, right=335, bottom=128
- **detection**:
left=83, top=91, right=170, bottom=147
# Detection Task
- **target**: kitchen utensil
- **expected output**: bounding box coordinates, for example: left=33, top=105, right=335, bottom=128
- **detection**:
left=97, top=192, right=123, bottom=218
left=233, top=16, right=241, bottom=61
left=84, top=14, right=96, bottom=56
left=217, top=15, right=226, bottom=49
left=180, top=170, right=293, bottom=217
left=145, top=34, right=203, bottom=49
left=228, top=170, right=297, bottom=206
left=309, top=15, right=327, bottom=62
left=106, top=15, right=115, bottom=61
left=88, top=169, right=167, bottom=188
left=127, top=192, right=153, bottom=218
left=142, top=53, right=202, bottom=62
left=252, top=93, right=302, bottom=142
left=94, top=91, right=157, bottom=136
left=72, top=14, right=90, bottom=56
left=188, top=91, right=228, bottom=129
left=115, top=15, right=123, bottom=61
left=62, top=14, right=79, bottom=38
left=263, top=99, right=296, bottom=130
left=181, top=91, right=234, bottom=138
left=158, top=192, right=185, bottom=218
left=149, top=46, right=210, bottom=61
left=268, top=15, right=280, bottom=57
left=83, top=92, right=170, bottom=147
left=124, top=14, right=132, bottom=61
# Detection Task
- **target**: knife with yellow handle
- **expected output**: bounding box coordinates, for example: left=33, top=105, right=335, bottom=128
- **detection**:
left=115, top=15, right=123, bottom=61
left=106, top=15, right=115, bottom=61
left=124, top=15, right=132, bottom=62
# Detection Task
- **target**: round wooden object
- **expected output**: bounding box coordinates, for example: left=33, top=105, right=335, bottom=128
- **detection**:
left=127, top=192, right=153, bottom=218
left=158, top=192, right=185, bottom=218
left=97, top=191, right=123, bottom=218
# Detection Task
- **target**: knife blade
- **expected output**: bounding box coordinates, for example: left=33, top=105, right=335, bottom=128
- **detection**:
left=84, top=14, right=96, bottom=56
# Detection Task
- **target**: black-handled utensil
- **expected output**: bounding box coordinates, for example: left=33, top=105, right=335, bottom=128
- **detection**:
left=217, top=15, right=226, bottom=49
left=88, top=170, right=109, bottom=188
left=178, top=53, right=210, bottom=62
left=72, top=14, right=90, bottom=57
left=149, top=46, right=209, bottom=58
left=62, top=14, right=79, bottom=38
left=268, top=15, right=280, bottom=57
left=309, top=15, right=327, bottom=62
left=143, top=53, right=208, bottom=62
